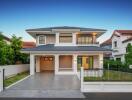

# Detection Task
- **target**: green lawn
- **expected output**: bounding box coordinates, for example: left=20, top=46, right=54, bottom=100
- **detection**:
left=4, top=71, right=29, bottom=87
left=84, top=70, right=132, bottom=81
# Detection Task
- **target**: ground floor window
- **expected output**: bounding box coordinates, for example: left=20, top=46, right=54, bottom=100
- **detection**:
left=77, top=56, right=93, bottom=70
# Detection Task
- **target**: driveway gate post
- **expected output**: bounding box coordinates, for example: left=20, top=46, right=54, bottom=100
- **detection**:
left=0, top=68, right=4, bottom=92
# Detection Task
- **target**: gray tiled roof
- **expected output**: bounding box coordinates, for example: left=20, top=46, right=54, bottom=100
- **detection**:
left=21, top=44, right=111, bottom=52
left=26, top=26, right=106, bottom=32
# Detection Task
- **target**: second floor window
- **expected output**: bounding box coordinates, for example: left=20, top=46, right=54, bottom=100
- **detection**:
left=114, top=41, right=117, bottom=48
left=59, top=33, right=72, bottom=43
left=77, top=35, right=93, bottom=44
left=39, top=35, right=46, bottom=44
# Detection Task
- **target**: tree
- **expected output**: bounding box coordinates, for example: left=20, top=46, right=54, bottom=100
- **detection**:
left=125, top=43, right=132, bottom=65
left=0, top=33, right=14, bottom=65
left=10, top=35, right=22, bottom=64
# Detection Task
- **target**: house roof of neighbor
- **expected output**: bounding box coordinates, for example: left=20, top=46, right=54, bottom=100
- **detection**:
left=122, top=37, right=132, bottom=43
left=101, top=38, right=112, bottom=46
left=0, top=33, right=10, bottom=41
left=22, top=41, right=36, bottom=48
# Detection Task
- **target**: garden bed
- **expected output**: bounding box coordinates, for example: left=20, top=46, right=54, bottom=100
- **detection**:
left=4, top=71, right=29, bottom=87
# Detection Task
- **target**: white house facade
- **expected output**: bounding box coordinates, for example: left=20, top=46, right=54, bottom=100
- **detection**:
left=21, top=26, right=111, bottom=75
left=112, top=30, right=132, bottom=63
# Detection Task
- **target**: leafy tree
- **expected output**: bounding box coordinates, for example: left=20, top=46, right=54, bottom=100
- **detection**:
left=10, top=35, right=22, bottom=64
left=0, top=33, right=29, bottom=65
left=125, top=43, right=132, bottom=65
left=0, top=33, right=14, bottom=65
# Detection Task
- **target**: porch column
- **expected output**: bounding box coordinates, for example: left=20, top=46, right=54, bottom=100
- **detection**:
left=73, top=33, right=76, bottom=46
left=99, top=53, right=103, bottom=69
left=36, top=56, right=40, bottom=72
left=30, top=54, right=35, bottom=75
left=73, top=54, right=77, bottom=74
left=55, top=33, right=59, bottom=45
left=55, top=55, right=59, bottom=74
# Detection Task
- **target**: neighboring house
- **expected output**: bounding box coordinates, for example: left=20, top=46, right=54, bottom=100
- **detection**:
left=101, top=38, right=112, bottom=59
left=21, top=26, right=111, bottom=75
left=0, top=33, right=11, bottom=44
left=112, top=30, right=132, bottom=63
left=22, top=41, right=36, bottom=48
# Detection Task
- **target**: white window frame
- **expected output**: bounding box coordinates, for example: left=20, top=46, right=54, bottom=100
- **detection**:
left=38, top=35, right=46, bottom=45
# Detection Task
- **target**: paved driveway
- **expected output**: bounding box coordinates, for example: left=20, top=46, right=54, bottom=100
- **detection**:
left=0, top=72, right=85, bottom=98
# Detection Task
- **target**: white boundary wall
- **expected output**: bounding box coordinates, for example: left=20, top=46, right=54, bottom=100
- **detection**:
left=0, top=64, right=29, bottom=78
left=80, top=67, right=132, bottom=92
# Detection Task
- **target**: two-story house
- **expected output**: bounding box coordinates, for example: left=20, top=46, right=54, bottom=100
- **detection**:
left=112, top=30, right=132, bottom=63
left=22, top=26, right=111, bottom=75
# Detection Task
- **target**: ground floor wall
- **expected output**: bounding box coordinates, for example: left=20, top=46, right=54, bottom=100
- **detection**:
left=29, top=53, right=104, bottom=75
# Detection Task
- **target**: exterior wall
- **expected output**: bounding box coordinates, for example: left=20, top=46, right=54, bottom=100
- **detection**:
left=55, top=33, right=76, bottom=46
left=36, top=34, right=56, bottom=45
left=30, top=53, right=103, bottom=75
left=36, top=32, right=99, bottom=46
left=82, top=82, right=132, bottom=92
left=46, top=34, right=56, bottom=44
left=93, top=55, right=99, bottom=69
left=36, top=56, right=40, bottom=72
left=59, top=55, right=72, bottom=68
left=0, top=64, right=29, bottom=78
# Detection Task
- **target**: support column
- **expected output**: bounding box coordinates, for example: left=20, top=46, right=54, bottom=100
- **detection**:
left=55, top=55, right=59, bottom=74
left=73, top=54, right=77, bottom=74
left=73, top=33, right=76, bottom=46
left=55, top=33, right=59, bottom=45
left=36, top=56, right=40, bottom=72
left=99, top=53, right=103, bottom=69
left=30, top=54, right=35, bottom=75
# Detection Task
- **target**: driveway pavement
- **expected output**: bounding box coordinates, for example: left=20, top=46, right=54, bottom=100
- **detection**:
left=0, top=72, right=85, bottom=98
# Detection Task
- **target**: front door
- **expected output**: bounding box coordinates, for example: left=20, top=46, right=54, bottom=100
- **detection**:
left=77, top=56, right=93, bottom=70
left=40, top=56, right=54, bottom=71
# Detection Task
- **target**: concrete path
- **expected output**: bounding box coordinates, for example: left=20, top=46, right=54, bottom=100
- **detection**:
left=0, top=73, right=85, bottom=98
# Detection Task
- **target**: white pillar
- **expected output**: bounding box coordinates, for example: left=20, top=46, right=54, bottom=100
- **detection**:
left=99, top=53, right=103, bottom=69
left=73, top=54, right=77, bottom=74
left=73, top=33, right=76, bottom=46
left=36, top=36, right=39, bottom=46
left=55, top=55, right=59, bottom=74
left=0, top=68, right=4, bottom=92
left=55, top=33, right=59, bottom=46
left=80, top=67, right=84, bottom=92
left=30, top=54, right=35, bottom=75
left=36, top=56, right=40, bottom=72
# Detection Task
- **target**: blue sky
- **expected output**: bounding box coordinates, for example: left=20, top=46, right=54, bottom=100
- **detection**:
left=0, top=0, right=132, bottom=43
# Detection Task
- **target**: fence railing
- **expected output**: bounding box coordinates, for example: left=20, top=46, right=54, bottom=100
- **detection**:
left=80, top=67, right=132, bottom=92
left=80, top=67, right=132, bottom=82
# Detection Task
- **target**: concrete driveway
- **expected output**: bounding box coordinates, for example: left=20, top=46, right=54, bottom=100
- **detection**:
left=0, top=72, right=85, bottom=98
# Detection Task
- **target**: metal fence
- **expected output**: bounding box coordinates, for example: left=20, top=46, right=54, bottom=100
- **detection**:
left=83, top=68, right=132, bottom=81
